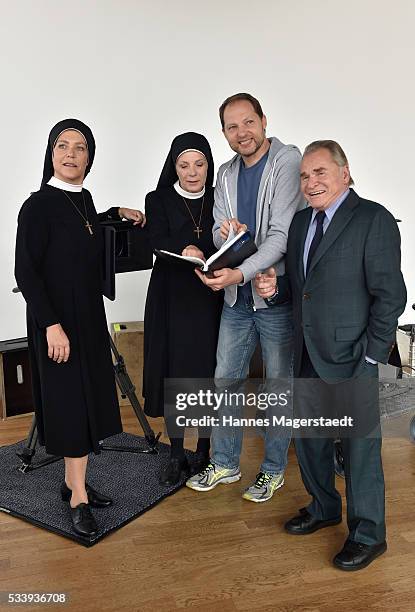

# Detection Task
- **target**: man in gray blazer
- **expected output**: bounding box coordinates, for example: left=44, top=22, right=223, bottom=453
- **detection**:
left=255, top=140, right=406, bottom=570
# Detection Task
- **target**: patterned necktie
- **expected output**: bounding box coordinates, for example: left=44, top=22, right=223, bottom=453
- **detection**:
left=306, top=210, right=326, bottom=275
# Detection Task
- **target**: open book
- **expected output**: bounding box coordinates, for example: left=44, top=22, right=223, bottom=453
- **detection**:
left=154, top=228, right=257, bottom=274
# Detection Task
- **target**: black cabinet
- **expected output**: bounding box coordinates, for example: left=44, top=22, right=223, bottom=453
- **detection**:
left=0, top=338, right=34, bottom=419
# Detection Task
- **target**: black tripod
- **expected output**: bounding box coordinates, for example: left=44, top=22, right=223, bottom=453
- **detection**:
left=17, top=333, right=160, bottom=473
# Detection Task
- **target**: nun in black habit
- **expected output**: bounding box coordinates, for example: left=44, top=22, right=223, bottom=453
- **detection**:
left=15, top=119, right=145, bottom=538
left=143, top=132, right=223, bottom=485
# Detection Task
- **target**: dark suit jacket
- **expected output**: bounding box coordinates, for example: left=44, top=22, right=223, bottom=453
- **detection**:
left=283, top=189, right=406, bottom=381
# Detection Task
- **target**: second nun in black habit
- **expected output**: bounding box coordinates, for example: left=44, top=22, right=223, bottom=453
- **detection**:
left=15, top=119, right=145, bottom=538
left=143, top=132, right=223, bottom=485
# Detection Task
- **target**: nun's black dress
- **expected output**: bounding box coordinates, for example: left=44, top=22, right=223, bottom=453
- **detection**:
left=143, top=186, right=223, bottom=419
left=15, top=185, right=122, bottom=457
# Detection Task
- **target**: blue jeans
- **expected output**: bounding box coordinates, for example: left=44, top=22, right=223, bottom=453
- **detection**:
left=211, top=292, right=293, bottom=475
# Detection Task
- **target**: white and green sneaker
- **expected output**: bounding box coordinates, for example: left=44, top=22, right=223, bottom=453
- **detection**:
left=242, top=471, right=284, bottom=502
left=186, top=462, right=241, bottom=492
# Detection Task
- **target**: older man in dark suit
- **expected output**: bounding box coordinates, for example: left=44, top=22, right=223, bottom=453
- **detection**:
left=255, top=140, right=406, bottom=571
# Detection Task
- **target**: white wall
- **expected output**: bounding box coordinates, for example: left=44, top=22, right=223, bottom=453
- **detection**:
left=1, top=0, right=414, bottom=340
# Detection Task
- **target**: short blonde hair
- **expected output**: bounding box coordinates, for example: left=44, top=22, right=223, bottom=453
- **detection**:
left=303, top=140, right=354, bottom=186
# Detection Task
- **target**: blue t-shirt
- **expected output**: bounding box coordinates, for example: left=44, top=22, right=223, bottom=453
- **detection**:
left=237, top=151, right=269, bottom=298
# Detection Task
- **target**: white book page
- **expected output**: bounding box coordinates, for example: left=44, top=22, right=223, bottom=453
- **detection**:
left=158, top=250, right=205, bottom=267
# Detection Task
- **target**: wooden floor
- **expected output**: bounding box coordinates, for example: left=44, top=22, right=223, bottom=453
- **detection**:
left=1, top=408, right=414, bottom=612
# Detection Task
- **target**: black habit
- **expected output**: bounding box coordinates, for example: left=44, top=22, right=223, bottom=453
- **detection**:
left=143, top=166, right=223, bottom=418
left=15, top=120, right=122, bottom=457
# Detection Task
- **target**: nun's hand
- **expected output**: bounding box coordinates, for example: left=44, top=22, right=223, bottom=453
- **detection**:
left=46, top=324, right=70, bottom=363
left=219, top=218, right=247, bottom=240
left=118, top=208, right=146, bottom=226
left=182, top=245, right=205, bottom=260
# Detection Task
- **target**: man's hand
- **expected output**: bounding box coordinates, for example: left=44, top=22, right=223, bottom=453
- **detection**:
left=182, top=245, right=205, bottom=260
left=118, top=208, right=146, bottom=226
left=195, top=267, right=243, bottom=291
left=255, top=267, right=277, bottom=298
left=46, top=324, right=70, bottom=363
left=219, top=218, right=247, bottom=241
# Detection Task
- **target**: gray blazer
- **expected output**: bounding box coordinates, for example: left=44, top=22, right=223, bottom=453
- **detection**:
left=285, top=189, right=407, bottom=381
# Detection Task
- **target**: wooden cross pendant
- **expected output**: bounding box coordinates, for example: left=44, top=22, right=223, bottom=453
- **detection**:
left=85, top=222, right=94, bottom=235
left=194, top=227, right=202, bottom=239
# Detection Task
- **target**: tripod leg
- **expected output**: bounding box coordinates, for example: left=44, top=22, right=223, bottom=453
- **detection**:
left=410, top=415, right=415, bottom=442
left=16, top=414, right=62, bottom=473
left=16, top=414, right=39, bottom=466
left=109, top=333, right=160, bottom=450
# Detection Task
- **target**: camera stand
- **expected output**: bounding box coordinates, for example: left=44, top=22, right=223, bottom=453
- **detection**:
left=100, top=335, right=161, bottom=455
left=16, top=417, right=61, bottom=473
left=16, top=333, right=160, bottom=473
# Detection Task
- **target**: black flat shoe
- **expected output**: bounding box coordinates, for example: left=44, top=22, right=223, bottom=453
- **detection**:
left=61, top=482, right=113, bottom=508
left=70, top=503, right=98, bottom=538
left=191, top=452, right=210, bottom=475
left=159, top=457, right=189, bottom=486
left=333, top=539, right=387, bottom=571
left=284, top=507, right=342, bottom=535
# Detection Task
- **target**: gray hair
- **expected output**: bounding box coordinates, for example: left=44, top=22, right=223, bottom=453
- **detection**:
left=303, top=140, right=354, bottom=186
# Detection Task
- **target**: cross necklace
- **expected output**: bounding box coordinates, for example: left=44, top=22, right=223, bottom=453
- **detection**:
left=181, top=195, right=204, bottom=239
left=61, top=189, right=93, bottom=235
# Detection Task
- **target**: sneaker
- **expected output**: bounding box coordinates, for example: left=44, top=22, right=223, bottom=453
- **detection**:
left=242, top=471, right=284, bottom=502
left=186, top=462, right=241, bottom=492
